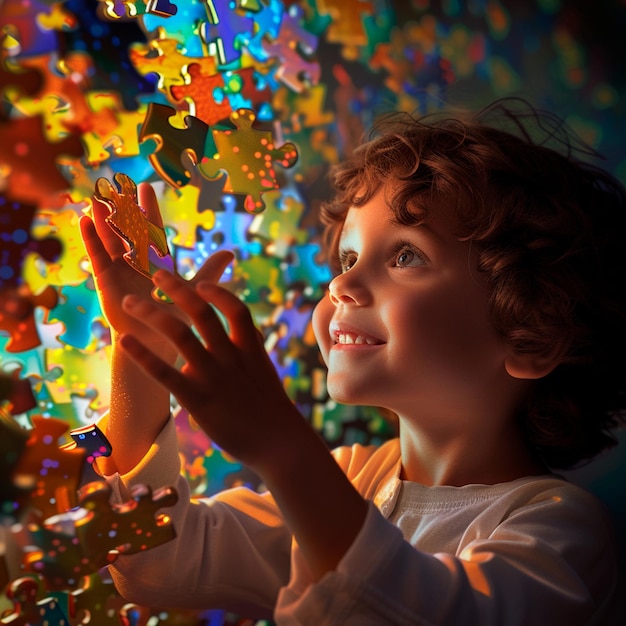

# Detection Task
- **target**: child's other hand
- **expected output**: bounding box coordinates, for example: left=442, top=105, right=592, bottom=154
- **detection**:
left=118, top=270, right=300, bottom=471
left=80, top=183, right=233, bottom=363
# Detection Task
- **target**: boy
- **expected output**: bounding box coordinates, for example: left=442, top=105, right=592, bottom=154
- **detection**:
left=80, top=100, right=625, bottom=624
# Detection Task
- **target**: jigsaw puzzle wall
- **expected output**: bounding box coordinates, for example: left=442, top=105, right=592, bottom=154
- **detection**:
left=1, top=1, right=625, bottom=624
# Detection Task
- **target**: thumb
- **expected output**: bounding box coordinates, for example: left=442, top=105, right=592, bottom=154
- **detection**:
left=191, top=250, right=235, bottom=285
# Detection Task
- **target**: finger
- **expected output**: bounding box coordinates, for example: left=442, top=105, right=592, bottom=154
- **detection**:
left=137, top=182, right=163, bottom=228
left=91, top=195, right=127, bottom=258
left=118, top=333, right=203, bottom=410
left=79, top=214, right=114, bottom=277
left=196, top=283, right=261, bottom=354
left=191, top=250, right=235, bottom=286
left=151, top=271, right=233, bottom=354
left=122, top=294, right=214, bottom=367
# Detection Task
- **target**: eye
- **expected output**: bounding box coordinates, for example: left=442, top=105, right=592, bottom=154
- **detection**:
left=394, top=244, right=426, bottom=268
left=338, top=249, right=358, bottom=273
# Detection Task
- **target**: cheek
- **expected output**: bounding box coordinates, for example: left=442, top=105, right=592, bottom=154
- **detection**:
left=312, top=292, right=334, bottom=364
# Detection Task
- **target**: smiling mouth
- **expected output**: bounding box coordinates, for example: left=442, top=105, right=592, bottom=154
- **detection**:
left=334, top=331, right=383, bottom=346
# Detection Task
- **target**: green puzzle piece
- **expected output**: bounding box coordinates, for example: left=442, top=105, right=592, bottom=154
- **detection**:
left=199, top=108, right=298, bottom=213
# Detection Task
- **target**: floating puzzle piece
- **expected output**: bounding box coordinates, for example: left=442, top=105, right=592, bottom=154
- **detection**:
left=261, top=4, right=321, bottom=92
left=68, top=571, right=124, bottom=626
left=201, top=0, right=255, bottom=67
left=201, top=447, right=243, bottom=497
left=45, top=281, right=102, bottom=350
left=72, top=480, right=178, bottom=567
left=0, top=285, right=59, bottom=353
left=198, top=108, right=298, bottom=213
left=94, top=173, right=171, bottom=278
left=193, top=193, right=255, bottom=267
left=1, top=576, right=70, bottom=626
left=18, top=480, right=178, bottom=590
left=13, top=415, right=86, bottom=518
left=60, top=422, right=112, bottom=487
left=0, top=56, right=43, bottom=114
left=249, top=190, right=307, bottom=258
left=141, top=0, right=210, bottom=57
left=0, top=115, right=84, bottom=206
left=170, top=63, right=233, bottom=126
left=129, top=32, right=219, bottom=91
left=316, top=0, right=374, bottom=50
left=156, top=157, right=220, bottom=249
left=0, top=0, right=59, bottom=57
left=98, top=0, right=178, bottom=20
left=44, top=344, right=112, bottom=413
left=0, top=196, right=63, bottom=291
left=139, top=102, right=209, bottom=188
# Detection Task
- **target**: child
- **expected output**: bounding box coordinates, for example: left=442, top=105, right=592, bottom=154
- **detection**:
left=80, top=99, right=626, bottom=624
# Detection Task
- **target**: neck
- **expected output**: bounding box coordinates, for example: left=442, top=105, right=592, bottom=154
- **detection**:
left=397, top=417, right=548, bottom=487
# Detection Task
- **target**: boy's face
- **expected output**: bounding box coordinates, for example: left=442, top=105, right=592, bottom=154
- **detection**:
left=312, top=187, right=517, bottom=425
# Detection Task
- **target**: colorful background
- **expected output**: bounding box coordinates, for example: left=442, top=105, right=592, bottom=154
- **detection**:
left=1, top=0, right=625, bottom=624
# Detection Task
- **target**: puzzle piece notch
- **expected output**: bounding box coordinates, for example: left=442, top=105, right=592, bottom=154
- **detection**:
left=94, top=173, right=171, bottom=278
left=198, top=108, right=298, bottom=213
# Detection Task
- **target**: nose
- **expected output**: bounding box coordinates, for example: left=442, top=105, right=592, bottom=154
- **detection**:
left=328, top=269, right=371, bottom=307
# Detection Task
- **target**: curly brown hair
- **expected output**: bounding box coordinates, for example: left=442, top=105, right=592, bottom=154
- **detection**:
left=320, top=99, right=626, bottom=469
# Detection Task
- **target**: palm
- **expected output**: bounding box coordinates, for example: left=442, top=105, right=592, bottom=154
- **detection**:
left=81, top=182, right=233, bottom=358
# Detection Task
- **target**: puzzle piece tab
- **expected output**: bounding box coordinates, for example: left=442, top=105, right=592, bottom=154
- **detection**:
left=198, top=108, right=298, bottom=213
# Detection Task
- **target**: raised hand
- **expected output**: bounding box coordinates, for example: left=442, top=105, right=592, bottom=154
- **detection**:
left=80, top=182, right=233, bottom=362
left=117, top=269, right=301, bottom=470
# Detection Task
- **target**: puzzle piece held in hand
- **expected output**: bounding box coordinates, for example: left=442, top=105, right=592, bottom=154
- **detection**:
left=199, top=108, right=298, bottom=213
left=94, top=173, right=170, bottom=278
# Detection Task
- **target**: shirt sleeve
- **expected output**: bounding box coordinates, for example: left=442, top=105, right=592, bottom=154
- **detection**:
left=98, top=415, right=292, bottom=619
left=275, top=490, right=618, bottom=626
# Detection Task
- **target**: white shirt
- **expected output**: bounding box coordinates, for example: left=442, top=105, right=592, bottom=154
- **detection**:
left=101, top=415, right=618, bottom=625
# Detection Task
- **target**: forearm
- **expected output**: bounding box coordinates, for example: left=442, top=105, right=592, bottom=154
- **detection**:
left=254, top=414, right=369, bottom=582
left=101, top=334, right=172, bottom=475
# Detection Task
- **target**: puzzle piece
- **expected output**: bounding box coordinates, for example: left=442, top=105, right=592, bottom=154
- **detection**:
left=61, top=422, right=112, bottom=487
left=129, top=32, right=219, bottom=91
left=249, top=190, right=307, bottom=258
left=72, top=480, right=178, bottom=566
left=0, top=115, right=84, bottom=206
left=0, top=285, right=59, bottom=353
left=198, top=108, right=298, bottom=213
left=193, top=194, right=255, bottom=269
left=316, top=0, right=374, bottom=50
left=44, top=344, right=112, bottom=413
left=0, top=1, right=59, bottom=58
left=1, top=576, right=70, bottom=626
left=18, top=480, right=178, bottom=590
left=45, top=280, right=103, bottom=350
left=261, top=4, right=321, bottom=92
left=201, top=0, right=255, bottom=67
left=170, top=63, right=233, bottom=126
left=0, top=196, right=63, bottom=291
left=12, top=415, right=85, bottom=518
left=22, top=209, right=90, bottom=293
left=141, top=0, right=210, bottom=58
left=139, top=102, right=209, bottom=188
left=98, top=0, right=178, bottom=20
left=94, top=173, right=170, bottom=278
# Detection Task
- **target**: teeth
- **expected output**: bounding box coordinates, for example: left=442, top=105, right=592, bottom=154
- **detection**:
left=337, top=332, right=377, bottom=345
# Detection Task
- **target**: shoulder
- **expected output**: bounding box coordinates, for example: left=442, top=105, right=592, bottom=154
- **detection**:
left=331, top=438, right=400, bottom=475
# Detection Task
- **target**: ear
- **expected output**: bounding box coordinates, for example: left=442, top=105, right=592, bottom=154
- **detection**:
left=504, top=347, right=563, bottom=380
